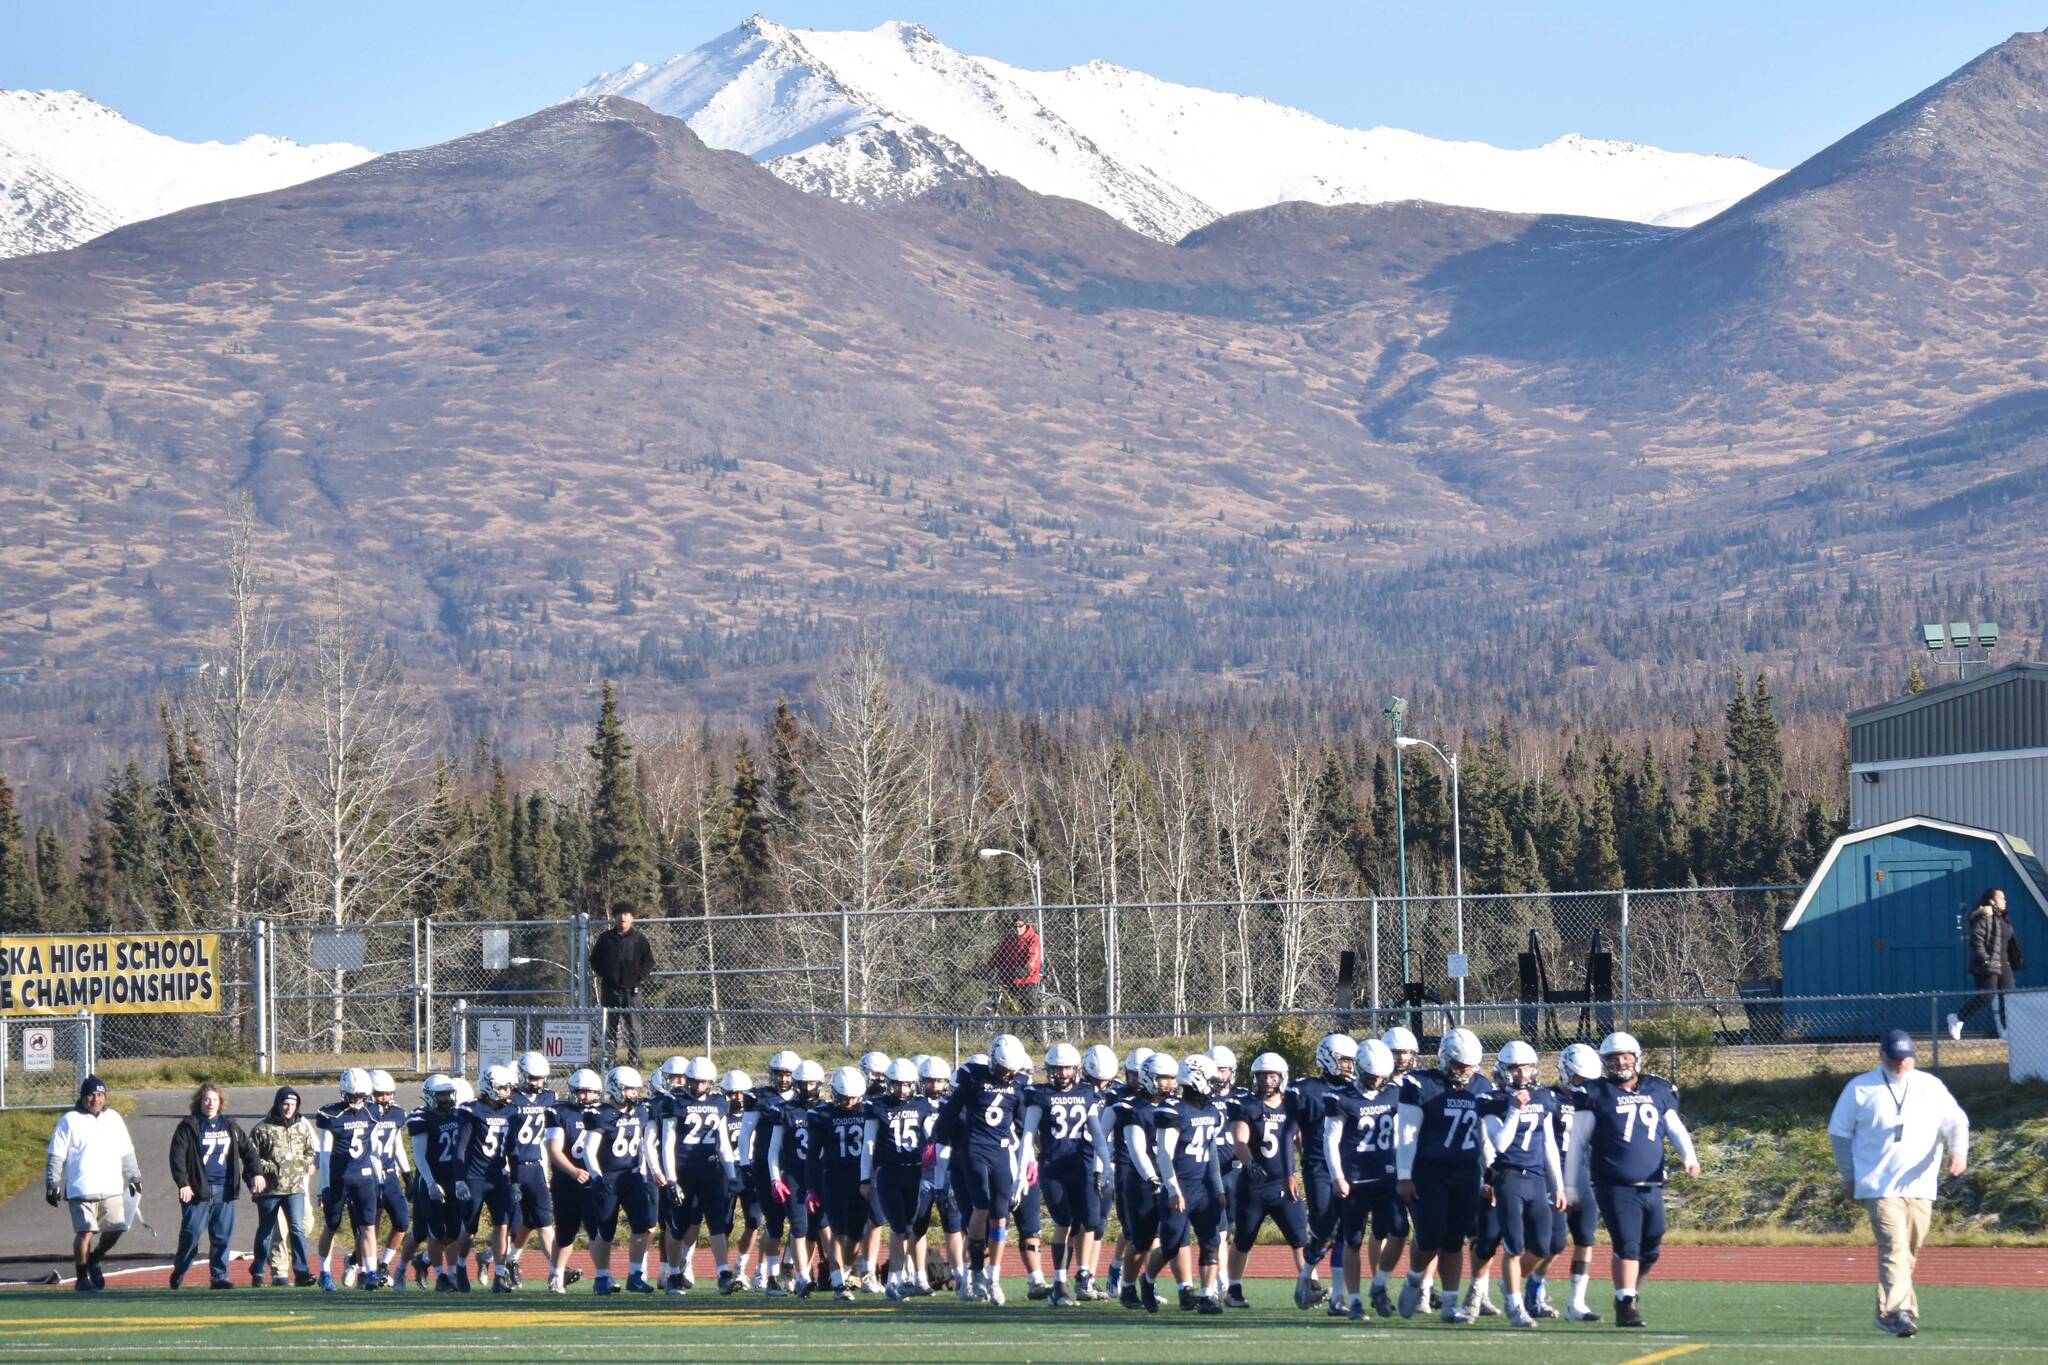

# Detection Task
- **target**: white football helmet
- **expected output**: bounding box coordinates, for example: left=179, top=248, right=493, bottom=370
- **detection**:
left=604, top=1066, right=644, bottom=1103
left=768, top=1050, right=802, bottom=1080
left=860, top=1050, right=892, bottom=1079
left=1439, top=1027, right=1483, bottom=1069
left=567, top=1067, right=603, bottom=1099
left=1179, top=1053, right=1216, bottom=1096
left=1082, top=1044, right=1119, bottom=1082
left=481, top=1063, right=516, bottom=1098
left=830, top=1065, right=867, bottom=1100
left=684, top=1056, right=719, bottom=1093
left=1381, top=1026, right=1420, bottom=1069
left=1141, top=1051, right=1180, bottom=1095
left=1600, top=1032, right=1643, bottom=1081
left=1495, top=1039, right=1539, bottom=1085
left=451, top=1078, right=476, bottom=1105
left=368, top=1069, right=396, bottom=1097
left=340, top=1067, right=373, bottom=1101
left=661, top=1055, right=692, bottom=1090
left=1123, top=1047, right=1155, bottom=1082
left=885, top=1057, right=919, bottom=1088
left=919, top=1056, right=952, bottom=1093
left=1045, top=1042, right=1081, bottom=1084
left=1357, top=1039, right=1395, bottom=1083
left=1207, top=1044, right=1237, bottom=1086
left=990, top=1036, right=1031, bottom=1076
left=721, top=1069, right=753, bottom=1096
left=1560, top=1043, right=1603, bottom=1084
left=793, top=1059, right=826, bottom=1097
left=518, top=1051, right=550, bottom=1086
left=1250, top=1052, right=1290, bottom=1093
left=425, top=1074, right=458, bottom=1108
left=420, top=1072, right=450, bottom=1103
left=1315, top=1033, right=1358, bottom=1078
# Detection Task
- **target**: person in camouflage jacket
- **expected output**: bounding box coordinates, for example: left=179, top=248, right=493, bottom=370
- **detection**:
left=248, top=1086, right=319, bottom=1286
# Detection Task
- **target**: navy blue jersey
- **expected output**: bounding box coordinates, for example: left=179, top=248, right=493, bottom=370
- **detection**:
left=721, top=1094, right=755, bottom=1163
left=1290, top=1076, right=1352, bottom=1173
left=508, top=1090, right=556, bottom=1166
left=662, top=1091, right=732, bottom=1171
left=551, top=1100, right=601, bottom=1170
left=408, top=1105, right=473, bottom=1182
left=1173, top=1098, right=1228, bottom=1186
left=1326, top=1083, right=1402, bottom=1185
left=317, top=1102, right=381, bottom=1185
left=872, top=1095, right=936, bottom=1170
left=1232, top=1093, right=1299, bottom=1179
left=774, top=1101, right=819, bottom=1185
left=939, top=1062, right=1022, bottom=1157
left=585, top=1101, right=654, bottom=1177
left=808, top=1105, right=870, bottom=1188
left=1490, top=1087, right=1559, bottom=1177
left=197, top=1116, right=232, bottom=1185
left=1108, top=1095, right=1146, bottom=1175
left=750, top=1089, right=788, bottom=1171
left=1577, top=1075, right=1683, bottom=1186
left=1407, top=1069, right=1502, bottom=1175
left=1028, top=1085, right=1100, bottom=1166
left=1550, top=1085, right=1587, bottom=1169
left=369, top=1101, right=409, bottom=1172
left=464, top=1098, right=518, bottom=1182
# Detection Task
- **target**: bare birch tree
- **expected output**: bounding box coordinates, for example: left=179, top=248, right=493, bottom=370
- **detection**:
left=637, top=719, right=729, bottom=1012
left=1273, top=740, right=1342, bottom=1010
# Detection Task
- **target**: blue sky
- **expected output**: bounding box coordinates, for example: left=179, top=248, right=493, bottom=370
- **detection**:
left=3, top=3, right=2040, bottom=165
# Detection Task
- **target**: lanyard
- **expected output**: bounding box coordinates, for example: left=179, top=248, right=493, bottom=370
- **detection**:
left=1879, top=1071, right=1909, bottom=1142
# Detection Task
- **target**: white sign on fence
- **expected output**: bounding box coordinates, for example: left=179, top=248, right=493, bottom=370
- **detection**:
left=477, top=1018, right=517, bottom=1073
left=542, top=1019, right=590, bottom=1067
left=22, top=1026, right=54, bottom=1072
left=1446, top=954, right=1469, bottom=981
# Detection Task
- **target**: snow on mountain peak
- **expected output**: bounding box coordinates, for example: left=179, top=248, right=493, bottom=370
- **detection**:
left=579, top=18, right=1783, bottom=240
left=0, top=88, right=374, bottom=258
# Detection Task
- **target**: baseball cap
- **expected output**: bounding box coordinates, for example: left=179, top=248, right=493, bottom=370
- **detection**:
left=1879, top=1029, right=1915, bottom=1061
left=77, top=1075, right=108, bottom=1102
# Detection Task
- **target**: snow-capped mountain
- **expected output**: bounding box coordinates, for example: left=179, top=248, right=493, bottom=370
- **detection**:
left=578, top=16, right=1783, bottom=240
left=0, top=90, right=373, bottom=259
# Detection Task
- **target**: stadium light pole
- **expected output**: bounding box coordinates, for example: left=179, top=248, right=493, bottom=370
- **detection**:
left=1383, top=698, right=1410, bottom=996
left=1397, top=736, right=1463, bottom=1020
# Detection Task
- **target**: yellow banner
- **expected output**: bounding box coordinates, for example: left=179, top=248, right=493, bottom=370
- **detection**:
left=0, top=934, right=222, bottom=1016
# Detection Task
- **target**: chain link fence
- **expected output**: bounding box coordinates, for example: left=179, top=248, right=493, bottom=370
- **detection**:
left=0, top=1014, right=96, bottom=1109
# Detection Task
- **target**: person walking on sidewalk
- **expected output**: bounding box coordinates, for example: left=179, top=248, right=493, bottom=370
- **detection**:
left=1948, top=888, right=2023, bottom=1040
left=44, top=1075, right=141, bottom=1293
left=249, top=1085, right=320, bottom=1286
left=590, top=900, right=657, bottom=1067
left=1828, top=1030, right=1969, bottom=1339
left=168, top=1082, right=266, bottom=1289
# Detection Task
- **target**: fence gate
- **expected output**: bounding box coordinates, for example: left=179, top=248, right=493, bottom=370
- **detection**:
left=0, top=1014, right=96, bottom=1109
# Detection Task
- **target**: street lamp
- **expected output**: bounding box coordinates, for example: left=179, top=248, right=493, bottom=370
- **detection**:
left=1382, top=698, right=1410, bottom=994
left=1398, top=736, right=1464, bottom=1019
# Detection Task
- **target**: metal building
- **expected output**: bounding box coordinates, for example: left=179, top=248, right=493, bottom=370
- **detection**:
left=1780, top=817, right=2047, bottom=1034
left=1848, top=662, right=2048, bottom=857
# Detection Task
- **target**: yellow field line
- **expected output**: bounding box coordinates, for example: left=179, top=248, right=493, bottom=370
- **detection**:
left=266, top=1308, right=778, bottom=1332
left=1617, top=1345, right=1708, bottom=1365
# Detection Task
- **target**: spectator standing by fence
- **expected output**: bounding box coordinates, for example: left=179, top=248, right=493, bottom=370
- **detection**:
left=44, top=1076, right=141, bottom=1293
left=168, top=1082, right=265, bottom=1289
left=988, top=915, right=1043, bottom=1014
left=1828, top=1029, right=1969, bottom=1339
left=1948, top=888, right=2022, bottom=1040
left=590, top=900, right=656, bottom=1066
left=249, top=1085, right=318, bottom=1286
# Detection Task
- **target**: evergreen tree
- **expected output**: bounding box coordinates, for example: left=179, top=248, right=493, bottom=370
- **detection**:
left=1506, top=827, right=1548, bottom=894
left=467, top=759, right=513, bottom=915
left=34, top=826, right=79, bottom=929
left=1313, top=744, right=1369, bottom=887
left=1727, top=675, right=1794, bottom=885
left=152, top=706, right=219, bottom=924
left=767, top=699, right=806, bottom=830
left=1905, top=656, right=1925, bottom=695
left=1366, top=754, right=1398, bottom=884
left=409, top=760, right=475, bottom=919
left=75, top=807, right=117, bottom=932
left=1681, top=726, right=1719, bottom=885
left=0, top=770, right=40, bottom=932
left=1573, top=781, right=1624, bottom=890
left=584, top=681, right=657, bottom=911
left=725, top=737, right=770, bottom=911
left=515, top=793, right=563, bottom=920
left=103, top=761, right=156, bottom=928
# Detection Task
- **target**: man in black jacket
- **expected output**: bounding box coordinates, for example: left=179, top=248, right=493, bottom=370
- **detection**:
left=590, top=900, right=657, bottom=1066
left=168, top=1082, right=264, bottom=1289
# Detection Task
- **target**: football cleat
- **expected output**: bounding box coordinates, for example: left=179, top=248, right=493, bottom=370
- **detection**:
left=547, top=1277, right=565, bottom=1296
left=1896, top=1310, right=1919, bottom=1338
left=885, top=1281, right=901, bottom=1302
left=1428, top=1287, right=1443, bottom=1311
left=1531, top=1295, right=1559, bottom=1319
left=341, top=1261, right=359, bottom=1289
left=796, top=1277, right=814, bottom=1300
left=1139, top=1277, right=1159, bottom=1314
left=1293, top=1274, right=1313, bottom=1310
left=1048, top=1283, right=1073, bottom=1308
left=1028, top=1278, right=1051, bottom=1301
left=1198, top=1295, right=1225, bottom=1316
left=1507, top=1301, right=1535, bottom=1329
left=626, top=1273, right=655, bottom=1294
left=666, top=1271, right=685, bottom=1296
left=679, top=1263, right=696, bottom=1290
left=765, top=1278, right=787, bottom=1298
left=1441, top=1304, right=1472, bottom=1325
left=1224, top=1284, right=1250, bottom=1309
left=719, top=1269, right=740, bottom=1295
left=1564, top=1303, right=1602, bottom=1322
left=505, top=1259, right=523, bottom=1288
left=492, top=1274, right=513, bottom=1294
left=1473, top=1289, right=1501, bottom=1317
left=958, top=1276, right=979, bottom=1303
left=453, top=1266, right=471, bottom=1293
left=1121, top=1283, right=1142, bottom=1310
left=986, top=1275, right=1006, bottom=1307
left=1370, top=1284, right=1396, bottom=1318
left=1180, top=1283, right=1199, bottom=1312
left=317, top=1270, right=334, bottom=1293
left=1326, top=1293, right=1348, bottom=1317
left=1397, top=1279, right=1421, bottom=1319
left=435, top=1275, right=457, bottom=1293
left=1615, top=1296, right=1645, bottom=1328
left=592, top=1277, right=614, bottom=1296
left=1347, top=1297, right=1366, bottom=1322
left=564, top=1267, right=581, bottom=1287
left=835, top=1285, right=856, bottom=1302
left=862, top=1272, right=883, bottom=1295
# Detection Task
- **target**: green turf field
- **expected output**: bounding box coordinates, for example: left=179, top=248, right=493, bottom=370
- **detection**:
left=0, top=1280, right=2041, bottom=1363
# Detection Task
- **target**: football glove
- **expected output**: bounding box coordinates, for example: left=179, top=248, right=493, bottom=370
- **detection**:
left=127, top=1177, right=143, bottom=1197
left=1022, top=1159, right=1038, bottom=1188
left=804, top=1191, right=821, bottom=1216
left=45, top=1184, right=60, bottom=1207
left=1243, top=1161, right=1270, bottom=1185
left=665, top=1183, right=686, bottom=1208
left=771, top=1178, right=793, bottom=1205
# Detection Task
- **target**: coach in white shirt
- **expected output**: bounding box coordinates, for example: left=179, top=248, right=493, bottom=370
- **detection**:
left=1827, top=1029, right=1968, bottom=1339
left=44, top=1074, right=143, bottom=1292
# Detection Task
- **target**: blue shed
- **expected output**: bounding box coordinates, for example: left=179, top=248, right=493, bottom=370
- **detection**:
left=1779, top=817, right=2048, bottom=1036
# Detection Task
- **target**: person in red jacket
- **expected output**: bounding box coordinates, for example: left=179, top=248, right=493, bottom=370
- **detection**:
left=989, top=917, right=1043, bottom=1013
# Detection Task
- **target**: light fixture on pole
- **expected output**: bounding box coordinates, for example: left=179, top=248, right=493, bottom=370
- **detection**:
left=1920, top=621, right=1998, bottom=680
left=1397, top=735, right=1464, bottom=1020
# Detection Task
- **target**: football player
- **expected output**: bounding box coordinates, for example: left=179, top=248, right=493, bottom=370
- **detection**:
left=361, top=1071, right=412, bottom=1289
left=1227, top=1051, right=1308, bottom=1308
left=543, top=1067, right=602, bottom=1295
left=1562, top=1031, right=1700, bottom=1329
left=1481, top=1040, right=1566, bottom=1328
left=1292, top=1032, right=1357, bottom=1310
left=584, top=1066, right=659, bottom=1294
left=1019, top=1043, right=1109, bottom=1307
left=406, top=1074, right=471, bottom=1292
left=659, top=1056, right=741, bottom=1294
left=865, top=1058, right=933, bottom=1299
left=719, top=1070, right=763, bottom=1289
left=1323, top=1038, right=1404, bottom=1322
left=1074, top=1044, right=1120, bottom=1300
left=1394, top=1027, right=1505, bottom=1323
left=462, top=1064, right=521, bottom=1292
left=495, top=1052, right=557, bottom=1289
left=766, top=1058, right=826, bottom=1298
left=935, top=1035, right=1030, bottom=1305
left=1102, top=1047, right=1153, bottom=1300
left=1527, top=1043, right=1604, bottom=1322
left=916, top=1055, right=964, bottom=1292
left=811, top=1066, right=874, bottom=1301
left=1115, top=1051, right=1178, bottom=1311
left=751, top=1050, right=801, bottom=1293
left=314, top=1069, right=384, bottom=1292
left=1373, top=1027, right=1422, bottom=1301
left=855, top=1050, right=894, bottom=1291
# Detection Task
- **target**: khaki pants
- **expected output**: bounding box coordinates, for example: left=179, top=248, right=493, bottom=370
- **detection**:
left=1862, top=1197, right=1931, bottom=1318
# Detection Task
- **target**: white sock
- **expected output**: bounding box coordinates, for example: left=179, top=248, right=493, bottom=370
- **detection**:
left=1507, top=1289, right=1523, bottom=1310
left=1570, top=1272, right=1590, bottom=1308
left=1371, top=1268, right=1389, bottom=1290
left=1329, top=1266, right=1346, bottom=1300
